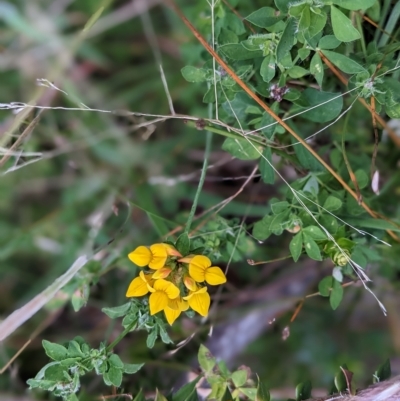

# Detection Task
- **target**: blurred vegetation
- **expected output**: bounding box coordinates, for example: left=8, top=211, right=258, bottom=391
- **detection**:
left=0, top=0, right=400, bottom=400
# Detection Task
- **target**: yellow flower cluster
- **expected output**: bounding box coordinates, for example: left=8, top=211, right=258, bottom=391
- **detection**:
left=126, top=243, right=226, bottom=325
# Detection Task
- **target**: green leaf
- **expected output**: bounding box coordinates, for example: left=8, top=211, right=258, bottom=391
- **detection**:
left=334, top=364, right=349, bottom=392
left=256, top=378, right=270, bottom=401
left=259, top=147, right=275, bottom=184
left=374, top=359, right=391, bottom=383
left=288, top=66, right=309, bottom=78
left=245, top=7, right=284, bottom=28
left=366, top=1, right=380, bottom=22
left=66, top=395, right=79, bottom=401
left=320, top=214, right=338, bottom=234
left=209, top=383, right=228, bottom=400
left=71, top=285, right=88, bottom=312
left=318, top=276, right=333, bottom=297
left=331, top=0, right=376, bottom=10
left=302, top=225, right=326, bottom=240
left=270, top=210, right=291, bottom=235
left=173, top=376, right=202, bottom=401
left=222, top=92, right=254, bottom=122
left=226, top=12, right=246, bottom=35
left=318, top=35, right=341, bottom=49
left=260, top=103, right=280, bottom=139
left=42, top=340, right=68, bottom=361
left=102, top=302, right=131, bottom=319
left=219, top=43, right=263, bottom=60
left=181, top=66, right=207, bottom=83
left=198, top=344, right=216, bottom=373
left=253, top=216, right=273, bottom=241
left=331, top=6, right=361, bottom=42
left=302, top=233, right=322, bottom=261
left=323, top=196, right=342, bottom=211
left=343, top=217, right=400, bottom=232
left=296, top=380, right=312, bottom=401
left=330, top=279, right=344, bottom=310
left=231, top=370, right=248, bottom=388
left=133, top=389, right=146, bottom=401
left=353, top=169, right=368, bottom=189
left=176, top=233, right=190, bottom=256
left=276, top=18, right=296, bottom=63
left=222, top=138, right=262, bottom=160
left=59, top=357, right=81, bottom=368
left=219, top=28, right=239, bottom=45
left=296, top=88, right=343, bottom=123
left=310, top=53, right=324, bottom=87
left=155, top=389, right=169, bottom=401
left=289, top=2, right=306, bottom=17
left=289, top=232, right=303, bottom=262
left=124, top=363, right=144, bottom=374
left=298, top=48, right=310, bottom=60
left=386, top=102, right=400, bottom=119
left=221, top=386, right=233, bottom=401
left=108, top=354, right=124, bottom=369
left=271, top=201, right=289, bottom=214
left=302, top=9, right=327, bottom=41
left=106, top=366, right=123, bottom=387
left=303, top=175, right=320, bottom=193
left=68, top=341, right=85, bottom=358
left=147, top=327, right=158, bottom=349
left=274, top=0, right=292, bottom=13
left=293, top=140, right=324, bottom=172
left=240, top=388, right=257, bottom=398
left=321, top=50, right=365, bottom=74
left=159, top=325, right=173, bottom=345
left=260, top=54, right=276, bottom=83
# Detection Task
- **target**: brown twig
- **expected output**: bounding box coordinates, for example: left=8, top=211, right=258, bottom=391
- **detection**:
left=221, top=0, right=256, bottom=34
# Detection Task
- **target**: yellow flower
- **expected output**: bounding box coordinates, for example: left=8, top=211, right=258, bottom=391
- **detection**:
left=182, top=255, right=226, bottom=285
left=126, top=271, right=153, bottom=297
left=183, top=287, right=210, bottom=317
left=152, top=267, right=172, bottom=279
left=148, top=279, right=180, bottom=315
left=183, top=275, right=197, bottom=291
left=164, top=297, right=189, bottom=325
left=128, top=243, right=181, bottom=270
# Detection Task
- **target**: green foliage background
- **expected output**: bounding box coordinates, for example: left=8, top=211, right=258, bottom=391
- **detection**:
left=0, top=0, right=400, bottom=399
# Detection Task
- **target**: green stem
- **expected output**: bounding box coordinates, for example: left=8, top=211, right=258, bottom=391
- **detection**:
left=184, top=102, right=213, bottom=234
left=355, top=13, right=367, bottom=56
left=106, top=320, right=137, bottom=352
left=184, top=119, right=265, bottom=146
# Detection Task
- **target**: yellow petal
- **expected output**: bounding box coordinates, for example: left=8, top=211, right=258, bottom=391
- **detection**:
left=164, top=244, right=182, bottom=257
left=178, top=256, right=193, bottom=263
left=149, top=291, right=168, bottom=315
left=168, top=298, right=181, bottom=310
left=189, top=265, right=205, bottom=282
left=188, top=291, right=210, bottom=317
left=179, top=299, right=189, bottom=311
left=205, top=266, right=227, bottom=285
left=153, top=279, right=180, bottom=299
left=169, top=298, right=189, bottom=312
left=191, top=255, right=212, bottom=268
left=148, top=244, right=169, bottom=269
left=152, top=267, right=172, bottom=279
left=189, top=255, right=211, bottom=282
left=128, top=246, right=151, bottom=267
left=150, top=243, right=169, bottom=257
left=184, top=276, right=197, bottom=291
left=164, top=307, right=181, bottom=325
left=183, top=286, right=207, bottom=300
left=126, top=276, right=149, bottom=297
